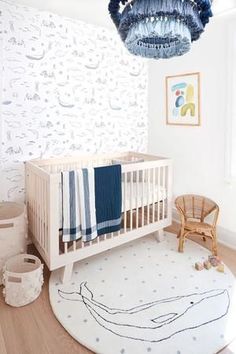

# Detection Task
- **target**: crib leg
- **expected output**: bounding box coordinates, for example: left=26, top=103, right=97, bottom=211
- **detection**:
left=154, top=229, right=164, bottom=243
left=61, top=263, right=74, bottom=284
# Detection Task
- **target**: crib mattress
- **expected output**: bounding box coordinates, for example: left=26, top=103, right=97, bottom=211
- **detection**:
left=59, top=182, right=166, bottom=229
left=121, top=182, right=166, bottom=211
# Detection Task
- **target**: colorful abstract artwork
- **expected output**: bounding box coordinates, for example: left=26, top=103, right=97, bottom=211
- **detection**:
left=166, top=73, right=200, bottom=126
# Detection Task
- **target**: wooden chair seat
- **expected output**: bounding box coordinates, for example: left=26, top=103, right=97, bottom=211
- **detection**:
left=175, top=195, right=219, bottom=255
left=185, top=221, right=212, bottom=233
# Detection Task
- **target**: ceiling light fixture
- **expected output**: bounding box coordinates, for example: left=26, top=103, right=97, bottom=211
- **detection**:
left=108, top=0, right=213, bottom=59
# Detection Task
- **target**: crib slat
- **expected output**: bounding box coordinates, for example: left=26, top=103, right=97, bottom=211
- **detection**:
left=47, top=178, right=50, bottom=252
left=43, top=179, right=47, bottom=251
left=34, top=174, right=37, bottom=238
left=32, top=173, right=37, bottom=237
left=33, top=173, right=36, bottom=241
left=147, top=169, right=150, bottom=224
left=32, top=173, right=35, bottom=237
left=162, top=166, right=166, bottom=220
left=157, top=167, right=160, bottom=221
left=36, top=174, right=39, bottom=238
left=36, top=175, right=39, bottom=245
left=124, top=172, right=127, bottom=233
left=36, top=175, right=40, bottom=245
left=40, top=177, right=43, bottom=247
left=142, top=170, right=144, bottom=227
left=152, top=168, right=155, bottom=223
left=30, top=174, right=33, bottom=230
left=39, top=176, right=43, bottom=248
left=41, top=179, right=44, bottom=249
left=41, top=179, right=47, bottom=250
left=43, top=178, right=46, bottom=250
left=136, top=171, right=139, bottom=229
left=130, top=172, right=133, bottom=231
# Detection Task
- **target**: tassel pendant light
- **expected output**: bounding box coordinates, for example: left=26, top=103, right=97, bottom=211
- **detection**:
left=108, top=0, right=213, bottom=59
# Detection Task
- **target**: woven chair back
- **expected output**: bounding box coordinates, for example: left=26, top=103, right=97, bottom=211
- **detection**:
left=175, top=194, right=218, bottom=222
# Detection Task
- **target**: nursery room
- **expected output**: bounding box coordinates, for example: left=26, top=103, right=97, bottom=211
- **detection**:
left=0, top=0, right=236, bottom=353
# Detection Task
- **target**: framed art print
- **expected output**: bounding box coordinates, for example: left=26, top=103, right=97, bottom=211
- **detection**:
left=166, top=72, right=201, bottom=126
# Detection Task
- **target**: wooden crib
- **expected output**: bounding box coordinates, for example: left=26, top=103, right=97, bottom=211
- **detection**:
left=26, top=152, right=172, bottom=283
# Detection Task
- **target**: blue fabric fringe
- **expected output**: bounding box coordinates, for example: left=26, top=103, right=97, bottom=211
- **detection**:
left=108, top=0, right=213, bottom=59
left=125, top=18, right=191, bottom=59
left=119, top=0, right=204, bottom=42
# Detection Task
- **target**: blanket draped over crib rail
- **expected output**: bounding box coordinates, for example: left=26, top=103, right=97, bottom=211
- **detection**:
left=61, top=165, right=122, bottom=242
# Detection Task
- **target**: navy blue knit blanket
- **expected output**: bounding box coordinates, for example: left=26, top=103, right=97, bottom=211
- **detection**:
left=95, top=164, right=122, bottom=236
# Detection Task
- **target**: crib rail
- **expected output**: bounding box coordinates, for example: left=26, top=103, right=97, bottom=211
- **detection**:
left=26, top=153, right=172, bottom=270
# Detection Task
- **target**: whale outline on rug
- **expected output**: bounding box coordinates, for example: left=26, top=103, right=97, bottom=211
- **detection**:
left=58, top=282, right=230, bottom=343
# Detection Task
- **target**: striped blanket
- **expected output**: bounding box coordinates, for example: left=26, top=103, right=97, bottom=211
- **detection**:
left=61, top=165, right=121, bottom=243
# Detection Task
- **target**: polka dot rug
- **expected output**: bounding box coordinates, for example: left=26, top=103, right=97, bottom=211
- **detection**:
left=49, top=232, right=236, bottom=354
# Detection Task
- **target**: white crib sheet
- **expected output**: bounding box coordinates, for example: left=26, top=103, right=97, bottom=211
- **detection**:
left=58, top=182, right=166, bottom=229
left=121, top=182, right=166, bottom=211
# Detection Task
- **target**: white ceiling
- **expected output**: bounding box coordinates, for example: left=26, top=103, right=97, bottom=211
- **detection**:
left=16, top=0, right=236, bottom=27
left=15, top=0, right=114, bottom=28
left=212, top=0, right=236, bottom=15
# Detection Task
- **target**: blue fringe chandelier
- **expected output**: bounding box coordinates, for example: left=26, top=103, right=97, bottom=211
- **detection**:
left=108, top=0, right=213, bottom=59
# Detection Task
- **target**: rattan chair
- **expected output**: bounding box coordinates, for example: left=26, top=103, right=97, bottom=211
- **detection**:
left=175, top=194, right=219, bottom=255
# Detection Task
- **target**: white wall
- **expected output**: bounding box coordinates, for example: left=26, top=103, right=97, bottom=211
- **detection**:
left=148, top=14, right=236, bottom=248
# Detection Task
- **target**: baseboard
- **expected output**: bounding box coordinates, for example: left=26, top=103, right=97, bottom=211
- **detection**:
left=217, top=227, right=236, bottom=250
left=172, top=207, right=236, bottom=251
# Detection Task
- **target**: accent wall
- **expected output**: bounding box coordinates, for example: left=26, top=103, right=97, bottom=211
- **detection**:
left=0, top=0, right=148, bottom=202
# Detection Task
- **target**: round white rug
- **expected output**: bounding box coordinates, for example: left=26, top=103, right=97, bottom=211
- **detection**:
left=49, top=233, right=236, bottom=354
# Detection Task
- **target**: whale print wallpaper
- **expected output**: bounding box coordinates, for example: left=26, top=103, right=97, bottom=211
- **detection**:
left=0, top=0, right=148, bottom=202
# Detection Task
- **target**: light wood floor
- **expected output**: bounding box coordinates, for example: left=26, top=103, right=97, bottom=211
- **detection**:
left=0, top=222, right=235, bottom=354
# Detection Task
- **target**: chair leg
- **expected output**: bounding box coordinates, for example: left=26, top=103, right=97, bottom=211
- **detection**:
left=178, top=230, right=185, bottom=253
left=177, top=225, right=184, bottom=239
left=211, top=230, right=218, bottom=256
